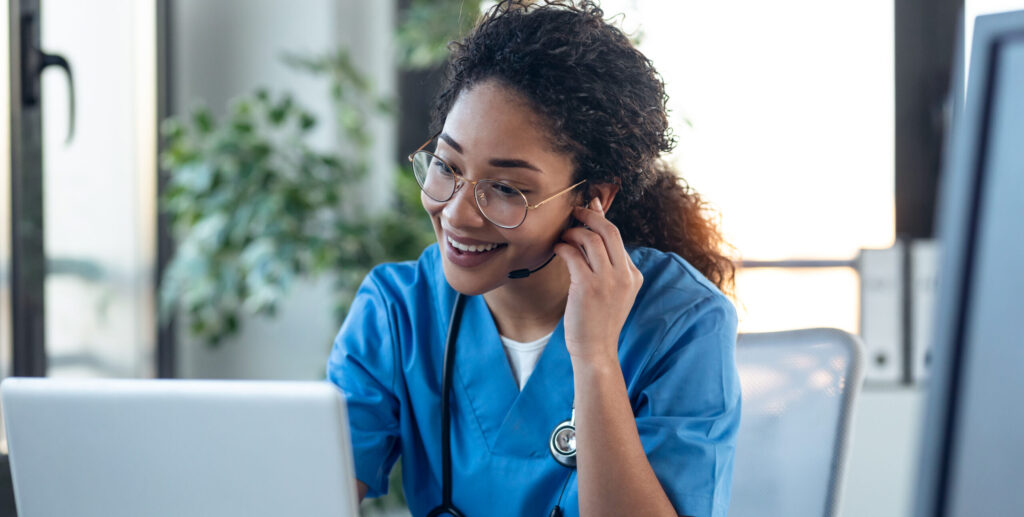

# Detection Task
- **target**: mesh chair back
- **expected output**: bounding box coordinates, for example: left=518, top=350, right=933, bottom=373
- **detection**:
left=730, top=328, right=864, bottom=517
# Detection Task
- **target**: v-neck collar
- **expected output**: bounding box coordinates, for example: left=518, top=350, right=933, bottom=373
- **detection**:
left=454, top=294, right=575, bottom=457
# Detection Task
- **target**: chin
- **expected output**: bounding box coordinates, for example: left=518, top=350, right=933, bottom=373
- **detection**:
left=439, top=259, right=506, bottom=296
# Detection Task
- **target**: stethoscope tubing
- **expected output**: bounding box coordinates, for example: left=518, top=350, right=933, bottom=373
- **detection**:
left=427, top=291, right=574, bottom=516
left=426, top=293, right=468, bottom=517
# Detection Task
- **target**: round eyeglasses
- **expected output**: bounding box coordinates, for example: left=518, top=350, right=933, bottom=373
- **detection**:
left=408, top=134, right=586, bottom=229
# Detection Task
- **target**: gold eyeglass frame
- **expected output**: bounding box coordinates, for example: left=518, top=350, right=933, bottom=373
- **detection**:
left=408, top=132, right=587, bottom=229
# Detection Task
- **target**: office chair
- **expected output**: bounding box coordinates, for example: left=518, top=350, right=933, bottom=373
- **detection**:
left=730, top=328, right=865, bottom=517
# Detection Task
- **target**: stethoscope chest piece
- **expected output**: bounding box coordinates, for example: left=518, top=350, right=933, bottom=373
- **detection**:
left=432, top=293, right=578, bottom=516
left=549, top=407, right=577, bottom=468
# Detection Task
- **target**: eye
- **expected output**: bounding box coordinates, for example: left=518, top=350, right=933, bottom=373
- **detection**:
left=430, top=158, right=455, bottom=177
left=489, top=182, right=522, bottom=197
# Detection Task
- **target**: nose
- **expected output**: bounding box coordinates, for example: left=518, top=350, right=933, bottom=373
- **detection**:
left=442, top=179, right=487, bottom=228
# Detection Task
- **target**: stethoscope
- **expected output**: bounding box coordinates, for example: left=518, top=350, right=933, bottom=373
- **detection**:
left=427, top=256, right=577, bottom=517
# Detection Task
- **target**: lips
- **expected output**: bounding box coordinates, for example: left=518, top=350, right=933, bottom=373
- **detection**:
left=442, top=231, right=507, bottom=268
left=446, top=235, right=502, bottom=252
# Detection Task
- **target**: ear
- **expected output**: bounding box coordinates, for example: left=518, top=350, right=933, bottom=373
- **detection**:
left=588, top=181, right=620, bottom=214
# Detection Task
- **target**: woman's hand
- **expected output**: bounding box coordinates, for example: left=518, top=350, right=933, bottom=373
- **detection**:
left=553, top=197, right=643, bottom=367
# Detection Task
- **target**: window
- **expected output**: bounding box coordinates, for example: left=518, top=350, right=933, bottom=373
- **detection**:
left=40, top=0, right=158, bottom=377
left=602, top=1, right=896, bottom=333
left=965, top=0, right=1024, bottom=71
left=1, top=0, right=13, bottom=384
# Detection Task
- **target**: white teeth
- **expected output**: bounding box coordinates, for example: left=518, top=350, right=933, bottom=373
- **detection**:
left=447, top=235, right=501, bottom=253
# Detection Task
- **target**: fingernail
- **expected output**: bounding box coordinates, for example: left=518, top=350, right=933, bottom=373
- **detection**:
left=593, top=198, right=603, bottom=210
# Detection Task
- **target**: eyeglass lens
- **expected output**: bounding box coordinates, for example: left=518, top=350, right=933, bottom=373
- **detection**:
left=411, top=151, right=528, bottom=228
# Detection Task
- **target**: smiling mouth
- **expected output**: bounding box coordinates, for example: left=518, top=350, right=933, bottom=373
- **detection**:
left=446, top=235, right=507, bottom=253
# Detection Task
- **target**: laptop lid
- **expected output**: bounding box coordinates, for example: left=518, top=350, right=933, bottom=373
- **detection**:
left=1, top=378, right=359, bottom=517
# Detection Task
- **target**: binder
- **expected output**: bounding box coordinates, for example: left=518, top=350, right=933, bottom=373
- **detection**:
left=910, top=239, right=939, bottom=383
left=858, top=243, right=905, bottom=384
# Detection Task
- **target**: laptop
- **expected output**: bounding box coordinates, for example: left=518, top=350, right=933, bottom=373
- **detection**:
left=0, top=378, right=359, bottom=517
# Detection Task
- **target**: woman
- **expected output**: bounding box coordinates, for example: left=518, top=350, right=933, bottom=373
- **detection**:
left=327, top=1, right=740, bottom=516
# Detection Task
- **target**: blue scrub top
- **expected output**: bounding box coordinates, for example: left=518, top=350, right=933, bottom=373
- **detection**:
left=326, top=244, right=741, bottom=517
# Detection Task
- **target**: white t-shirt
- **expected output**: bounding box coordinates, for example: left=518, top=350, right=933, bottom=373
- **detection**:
left=499, top=331, right=554, bottom=390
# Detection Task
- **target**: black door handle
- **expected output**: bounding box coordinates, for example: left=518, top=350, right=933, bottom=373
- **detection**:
left=20, top=11, right=76, bottom=144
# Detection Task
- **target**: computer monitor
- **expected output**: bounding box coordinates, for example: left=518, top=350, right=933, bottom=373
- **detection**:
left=0, top=378, right=359, bottom=517
left=913, top=9, right=1024, bottom=517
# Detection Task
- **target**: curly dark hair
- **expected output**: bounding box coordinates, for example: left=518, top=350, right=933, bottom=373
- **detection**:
left=431, top=0, right=736, bottom=294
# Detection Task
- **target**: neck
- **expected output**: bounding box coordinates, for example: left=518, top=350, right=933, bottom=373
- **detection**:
left=483, top=255, right=570, bottom=342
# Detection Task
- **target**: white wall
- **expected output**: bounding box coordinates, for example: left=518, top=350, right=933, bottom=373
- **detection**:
left=170, top=0, right=395, bottom=380
left=841, top=387, right=926, bottom=517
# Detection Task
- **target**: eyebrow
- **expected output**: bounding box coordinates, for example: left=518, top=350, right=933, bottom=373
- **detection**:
left=439, top=132, right=544, bottom=174
left=439, top=133, right=463, bottom=153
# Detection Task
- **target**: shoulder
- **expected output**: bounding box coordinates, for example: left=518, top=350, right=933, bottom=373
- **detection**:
left=627, top=246, right=736, bottom=327
left=362, top=243, right=446, bottom=304
left=354, top=244, right=456, bottom=338
left=623, top=248, right=740, bottom=402
left=331, top=244, right=446, bottom=365
left=623, top=247, right=738, bottom=380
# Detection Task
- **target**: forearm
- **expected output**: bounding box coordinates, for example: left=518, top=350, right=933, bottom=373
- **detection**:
left=572, top=355, right=678, bottom=517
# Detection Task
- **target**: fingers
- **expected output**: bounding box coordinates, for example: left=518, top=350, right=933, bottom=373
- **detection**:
left=553, top=241, right=595, bottom=279
left=570, top=198, right=630, bottom=268
left=561, top=226, right=611, bottom=272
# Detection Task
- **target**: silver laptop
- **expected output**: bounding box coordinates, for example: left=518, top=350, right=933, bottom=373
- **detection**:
left=0, top=378, right=359, bottom=517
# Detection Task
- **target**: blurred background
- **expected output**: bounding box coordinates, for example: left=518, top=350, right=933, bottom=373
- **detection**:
left=2, top=0, right=1023, bottom=515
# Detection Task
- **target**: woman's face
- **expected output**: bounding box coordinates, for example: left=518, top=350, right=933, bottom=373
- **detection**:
left=422, top=80, right=580, bottom=295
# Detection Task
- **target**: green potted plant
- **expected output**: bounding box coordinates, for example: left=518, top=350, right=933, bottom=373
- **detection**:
left=159, top=50, right=433, bottom=347
left=160, top=3, right=483, bottom=514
